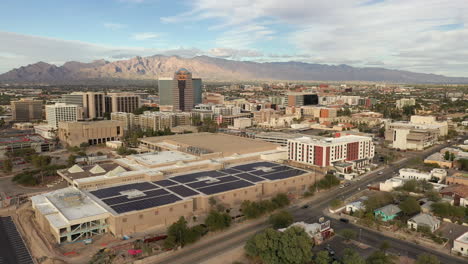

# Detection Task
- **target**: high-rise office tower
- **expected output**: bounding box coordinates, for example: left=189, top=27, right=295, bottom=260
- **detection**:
left=107, top=93, right=141, bottom=113
left=158, top=68, right=202, bottom=112
left=11, top=98, right=43, bottom=122
left=46, top=103, right=83, bottom=128
left=60, top=92, right=84, bottom=107
left=82, top=92, right=106, bottom=119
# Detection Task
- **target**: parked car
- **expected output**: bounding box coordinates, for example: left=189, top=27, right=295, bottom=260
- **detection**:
left=339, top=218, right=349, bottom=223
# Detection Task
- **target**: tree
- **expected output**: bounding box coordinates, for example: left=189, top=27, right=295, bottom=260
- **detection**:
left=363, top=192, right=394, bottom=213
left=450, top=152, right=455, bottom=161
left=2, top=159, right=13, bottom=173
left=271, top=193, right=290, bottom=208
left=315, top=251, right=331, bottom=264
left=268, top=210, right=293, bottom=229
left=459, top=159, right=468, bottom=171
left=366, top=250, right=397, bottom=264
left=379, top=241, right=391, bottom=253
left=444, top=151, right=450, bottom=161
left=415, top=254, right=440, bottom=264
left=245, top=226, right=313, bottom=264
left=330, top=199, right=343, bottom=209
left=342, top=248, right=365, bottom=264
left=340, top=229, right=357, bottom=241
left=164, top=216, right=202, bottom=249
left=399, top=196, right=421, bottom=216
left=67, top=155, right=76, bottom=167
left=204, top=210, right=231, bottom=231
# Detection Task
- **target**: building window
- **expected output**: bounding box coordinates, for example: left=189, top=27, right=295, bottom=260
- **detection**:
left=139, top=214, right=144, bottom=219
left=233, top=193, right=237, bottom=197
left=184, top=204, right=187, bottom=209
left=169, top=207, right=173, bottom=212
left=122, top=218, right=127, bottom=223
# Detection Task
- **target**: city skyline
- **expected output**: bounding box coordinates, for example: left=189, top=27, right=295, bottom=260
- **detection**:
left=1, top=0, right=467, bottom=76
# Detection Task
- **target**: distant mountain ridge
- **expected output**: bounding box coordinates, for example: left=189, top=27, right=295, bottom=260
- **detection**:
left=1, top=55, right=467, bottom=84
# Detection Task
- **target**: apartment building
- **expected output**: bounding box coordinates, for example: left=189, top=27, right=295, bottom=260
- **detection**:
left=288, top=135, right=375, bottom=168
left=396, top=98, right=416, bottom=109
left=58, top=120, right=124, bottom=147
left=11, top=98, right=43, bottom=122
left=108, top=93, right=141, bottom=113
left=46, top=103, right=83, bottom=128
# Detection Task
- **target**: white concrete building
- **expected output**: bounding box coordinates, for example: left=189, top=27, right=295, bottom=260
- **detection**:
left=452, top=232, right=468, bottom=256
left=379, top=177, right=405, bottom=192
left=46, top=103, right=83, bottom=128
left=231, top=118, right=252, bottom=129
left=407, top=213, right=440, bottom=232
left=398, top=168, right=446, bottom=182
left=288, top=135, right=374, bottom=168
left=396, top=98, right=415, bottom=109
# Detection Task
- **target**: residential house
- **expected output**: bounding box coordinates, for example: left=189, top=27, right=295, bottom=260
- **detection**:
left=440, top=184, right=468, bottom=207
left=374, top=204, right=401, bottom=222
left=452, top=232, right=468, bottom=256
left=407, top=213, right=440, bottom=232
left=345, top=196, right=368, bottom=214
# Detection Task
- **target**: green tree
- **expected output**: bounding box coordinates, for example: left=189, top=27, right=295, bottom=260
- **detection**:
left=366, top=250, right=397, bottom=264
left=444, top=151, right=450, bottom=161
left=204, top=210, right=231, bottom=231
left=245, top=226, right=313, bottom=264
left=450, top=152, right=455, bottom=161
left=379, top=241, right=391, bottom=253
left=330, top=199, right=343, bottom=209
left=315, top=251, right=331, bottom=264
left=164, top=216, right=202, bottom=249
left=363, top=192, right=394, bottom=213
left=271, top=193, right=290, bottom=208
left=67, top=155, right=76, bottom=167
left=459, top=159, right=468, bottom=171
left=268, top=210, right=293, bottom=229
left=342, top=248, right=365, bottom=264
left=2, top=159, right=13, bottom=173
left=399, top=196, right=421, bottom=215
left=317, top=174, right=341, bottom=189
left=415, top=254, right=440, bottom=264
left=340, top=229, right=357, bottom=241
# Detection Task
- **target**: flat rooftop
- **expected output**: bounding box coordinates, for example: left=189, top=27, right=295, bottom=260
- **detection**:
left=87, top=161, right=308, bottom=215
left=0, top=133, right=49, bottom=145
left=292, top=135, right=371, bottom=145
left=31, top=187, right=108, bottom=228
left=140, top=133, right=278, bottom=156
left=126, top=151, right=197, bottom=167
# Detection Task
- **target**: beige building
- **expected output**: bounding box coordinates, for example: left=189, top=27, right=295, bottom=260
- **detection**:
left=108, top=93, right=140, bottom=113
left=82, top=92, right=106, bottom=119
left=396, top=98, right=415, bottom=109
left=46, top=103, right=83, bottom=128
left=58, top=120, right=124, bottom=147
left=11, top=98, right=43, bottom=122
left=110, top=112, right=135, bottom=131
left=33, top=160, right=319, bottom=243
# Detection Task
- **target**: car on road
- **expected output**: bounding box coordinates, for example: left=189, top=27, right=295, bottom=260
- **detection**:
left=325, top=244, right=335, bottom=256
left=378, top=171, right=383, bottom=175
left=339, top=218, right=349, bottom=223
left=344, top=182, right=351, bottom=187
left=301, top=204, right=309, bottom=209
left=339, top=184, right=345, bottom=189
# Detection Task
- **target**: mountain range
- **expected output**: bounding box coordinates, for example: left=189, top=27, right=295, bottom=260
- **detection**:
left=1, top=55, right=467, bottom=84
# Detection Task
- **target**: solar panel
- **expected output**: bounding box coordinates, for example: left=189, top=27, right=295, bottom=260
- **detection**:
left=102, top=189, right=169, bottom=206
left=260, top=169, right=306, bottom=181
left=230, top=161, right=278, bottom=172
left=171, top=170, right=227, bottom=183
left=91, top=182, right=158, bottom=198
left=186, top=175, right=239, bottom=189
left=235, top=173, right=265, bottom=183
left=249, top=165, right=291, bottom=176
left=111, top=194, right=181, bottom=214
left=168, top=185, right=200, bottom=197
left=153, top=179, right=178, bottom=187
left=197, top=180, right=254, bottom=195
left=218, top=168, right=241, bottom=174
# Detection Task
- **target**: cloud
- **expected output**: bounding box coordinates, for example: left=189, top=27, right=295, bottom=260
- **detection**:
left=104, top=22, right=127, bottom=30
left=132, top=32, right=160, bottom=40
left=0, top=31, right=265, bottom=73
left=162, top=0, right=468, bottom=76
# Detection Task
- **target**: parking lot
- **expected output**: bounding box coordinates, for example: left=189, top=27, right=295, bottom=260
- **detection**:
left=0, top=216, right=34, bottom=264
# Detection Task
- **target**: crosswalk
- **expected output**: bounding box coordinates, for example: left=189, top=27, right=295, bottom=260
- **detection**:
left=0, top=217, right=34, bottom=264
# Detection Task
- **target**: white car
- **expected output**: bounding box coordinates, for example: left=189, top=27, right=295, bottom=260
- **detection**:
left=378, top=171, right=384, bottom=175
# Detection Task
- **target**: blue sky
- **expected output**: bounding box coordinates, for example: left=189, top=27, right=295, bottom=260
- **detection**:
left=0, top=0, right=467, bottom=76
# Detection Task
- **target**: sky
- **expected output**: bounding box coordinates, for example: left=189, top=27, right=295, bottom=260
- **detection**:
left=0, top=0, right=467, bottom=76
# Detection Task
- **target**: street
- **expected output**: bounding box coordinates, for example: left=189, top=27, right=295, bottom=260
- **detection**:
left=157, top=139, right=466, bottom=264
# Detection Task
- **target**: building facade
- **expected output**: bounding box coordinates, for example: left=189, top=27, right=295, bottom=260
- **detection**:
left=46, top=103, right=83, bottom=128
left=11, top=99, right=43, bottom=122
left=158, top=69, right=202, bottom=111
left=83, top=92, right=106, bottom=119
left=58, top=120, right=124, bottom=147
left=288, top=135, right=375, bottom=168
left=108, top=93, right=141, bottom=113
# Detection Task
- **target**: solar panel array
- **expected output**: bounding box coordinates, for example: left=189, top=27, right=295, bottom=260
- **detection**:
left=89, top=162, right=308, bottom=214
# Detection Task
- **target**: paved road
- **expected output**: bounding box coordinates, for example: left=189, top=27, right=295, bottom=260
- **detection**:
left=156, top=139, right=467, bottom=264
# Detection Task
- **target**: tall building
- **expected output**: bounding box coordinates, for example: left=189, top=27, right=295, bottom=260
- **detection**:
left=46, top=103, right=83, bottom=128
left=158, top=68, right=202, bottom=111
left=83, top=92, right=106, bottom=119
left=107, top=93, right=141, bottom=113
left=11, top=98, right=43, bottom=122
left=288, top=135, right=374, bottom=168
left=60, top=93, right=84, bottom=107
left=285, top=92, right=318, bottom=107
left=396, top=98, right=416, bottom=109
